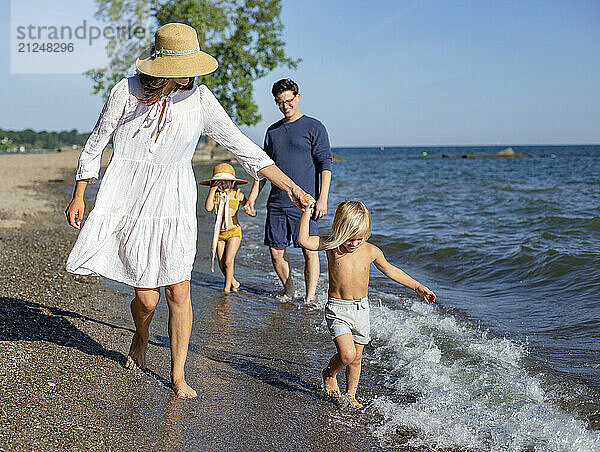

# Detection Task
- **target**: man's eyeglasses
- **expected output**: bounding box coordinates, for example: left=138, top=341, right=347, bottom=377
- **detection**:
left=275, top=94, right=297, bottom=107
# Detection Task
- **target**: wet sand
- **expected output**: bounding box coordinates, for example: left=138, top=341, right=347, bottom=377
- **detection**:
left=0, top=152, right=389, bottom=451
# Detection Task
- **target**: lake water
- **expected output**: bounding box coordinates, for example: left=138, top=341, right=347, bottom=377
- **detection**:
left=83, top=144, right=599, bottom=450
left=192, top=145, right=600, bottom=450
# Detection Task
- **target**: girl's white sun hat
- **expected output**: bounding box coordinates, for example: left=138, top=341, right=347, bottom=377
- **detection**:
left=199, top=163, right=248, bottom=185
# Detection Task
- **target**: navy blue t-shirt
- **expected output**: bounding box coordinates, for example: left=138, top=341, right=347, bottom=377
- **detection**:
left=264, top=115, right=332, bottom=208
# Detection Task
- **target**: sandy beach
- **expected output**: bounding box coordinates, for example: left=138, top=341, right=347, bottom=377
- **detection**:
left=3, top=147, right=600, bottom=450
left=0, top=149, right=109, bottom=228
left=0, top=149, right=384, bottom=451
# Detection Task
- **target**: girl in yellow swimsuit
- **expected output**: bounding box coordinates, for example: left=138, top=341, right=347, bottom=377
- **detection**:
left=201, top=163, right=251, bottom=292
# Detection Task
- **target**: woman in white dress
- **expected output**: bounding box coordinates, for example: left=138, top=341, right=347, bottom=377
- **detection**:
left=64, top=23, right=312, bottom=398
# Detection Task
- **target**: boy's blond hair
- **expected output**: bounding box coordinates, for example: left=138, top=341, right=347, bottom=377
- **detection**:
left=323, top=201, right=372, bottom=250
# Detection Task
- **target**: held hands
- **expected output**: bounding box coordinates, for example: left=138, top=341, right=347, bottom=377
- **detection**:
left=415, top=284, right=436, bottom=304
left=302, top=196, right=325, bottom=221
left=302, top=200, right=315, bottom=216
left=65, top=197, right=85, bottom=229
left=298, top=192, right=323, bottom=220
left=288, top=185, right=315, bottom=211
left=303, top=194, right=317, bottom=213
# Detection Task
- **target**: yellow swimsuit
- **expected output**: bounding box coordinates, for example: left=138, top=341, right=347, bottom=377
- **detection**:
left=217, top=189, right=242, bottom=241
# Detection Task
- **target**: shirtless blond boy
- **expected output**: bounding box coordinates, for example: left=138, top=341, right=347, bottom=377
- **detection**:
left=298, top=200, right=436, bottom=408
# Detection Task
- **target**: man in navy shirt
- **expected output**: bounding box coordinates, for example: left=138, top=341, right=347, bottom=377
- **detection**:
left=247, top=79, right=332, bottom=302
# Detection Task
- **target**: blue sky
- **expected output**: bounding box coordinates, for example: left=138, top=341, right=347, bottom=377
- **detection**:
left=1, top=0, right=599, bottom=146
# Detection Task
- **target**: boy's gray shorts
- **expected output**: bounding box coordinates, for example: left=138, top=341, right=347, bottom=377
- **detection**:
left=324, top=296, right=370, bottom=345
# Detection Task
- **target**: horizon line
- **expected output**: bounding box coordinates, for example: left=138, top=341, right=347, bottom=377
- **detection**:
left=332, top=143, right=600, bottom=148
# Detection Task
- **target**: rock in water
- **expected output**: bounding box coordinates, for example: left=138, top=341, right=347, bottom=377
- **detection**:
left=497, top=147, right=515, bottom=156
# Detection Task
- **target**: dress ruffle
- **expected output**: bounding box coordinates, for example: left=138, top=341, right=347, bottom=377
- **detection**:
left=66, top=210, right=196, bottom=287
left=67, top=156, right=198, bottom=287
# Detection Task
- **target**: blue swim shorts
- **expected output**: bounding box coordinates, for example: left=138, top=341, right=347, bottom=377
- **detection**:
left=264, top=205, right=318, bottom=248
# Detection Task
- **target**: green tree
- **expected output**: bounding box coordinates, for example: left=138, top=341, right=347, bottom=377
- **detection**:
left=86, top=0, right=299, bottom=126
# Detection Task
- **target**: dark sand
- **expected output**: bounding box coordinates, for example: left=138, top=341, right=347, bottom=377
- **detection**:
left=0, top=168, right=397, bottom=450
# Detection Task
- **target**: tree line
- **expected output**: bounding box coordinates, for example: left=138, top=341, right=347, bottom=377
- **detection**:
left=4, top=1, right=298, bottom=152
left=0, top=128, right=90, bottom=151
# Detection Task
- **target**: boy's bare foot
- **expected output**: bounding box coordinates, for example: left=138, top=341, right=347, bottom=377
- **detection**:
left=125, top=332, right=147, bottom=370
left=172, top=380, right=197, bottom=398
left=322, top=368, right=340, bottom=397
left=231, top=286, right=239, bottom=292
left=346, top=393, right=363, bottom=409
left=223, top=287, right=231, bottom=293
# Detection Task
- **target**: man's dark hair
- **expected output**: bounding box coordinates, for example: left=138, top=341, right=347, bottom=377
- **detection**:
left=272, top=79, right=299, bottom=98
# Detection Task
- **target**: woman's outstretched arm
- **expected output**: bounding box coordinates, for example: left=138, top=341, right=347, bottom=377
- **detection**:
left=200, top=85, right=313, bottom=210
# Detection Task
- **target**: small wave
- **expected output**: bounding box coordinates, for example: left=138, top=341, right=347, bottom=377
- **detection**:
left=495, top=184, right=560, bottom=193
left=366, top=295, right=600, bottom=450
left=543, top=216, right=600, bottom=232
left=392, top=236, right=600, bottom=293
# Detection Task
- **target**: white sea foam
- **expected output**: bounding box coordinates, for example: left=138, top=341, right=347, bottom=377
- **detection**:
left=366, top=292, right=600, bottom=451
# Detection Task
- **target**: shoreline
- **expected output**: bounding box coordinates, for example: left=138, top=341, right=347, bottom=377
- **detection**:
left=2, top=147, right=599, bottom=449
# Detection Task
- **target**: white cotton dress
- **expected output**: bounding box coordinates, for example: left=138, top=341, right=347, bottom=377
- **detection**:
left=66, top=75, right=274, bottom=288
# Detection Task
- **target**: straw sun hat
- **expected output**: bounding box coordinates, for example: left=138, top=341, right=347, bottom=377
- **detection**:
left=199, top=163, right=248, bottom=186
left=136, top=23, right=218, bottom=78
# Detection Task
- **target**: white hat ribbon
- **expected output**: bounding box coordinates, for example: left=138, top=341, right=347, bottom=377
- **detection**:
left=210, top=190, right=231, bottom=272
left=151, top=45, right=201, bottom=59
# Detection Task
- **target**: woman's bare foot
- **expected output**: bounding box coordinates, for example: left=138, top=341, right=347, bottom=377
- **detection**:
left=322, top=368, right=341, bottom=397
left=172, top=380, right=197, bottom=398
left=345, top=393, right=363, bottom=409
left=125, top=332, right=147, bottom=369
